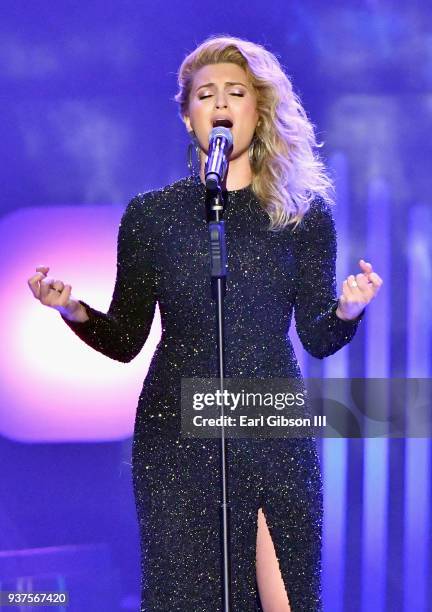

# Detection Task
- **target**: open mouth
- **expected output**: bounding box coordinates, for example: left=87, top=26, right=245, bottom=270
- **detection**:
left=212, top=118, right=233, bottom=129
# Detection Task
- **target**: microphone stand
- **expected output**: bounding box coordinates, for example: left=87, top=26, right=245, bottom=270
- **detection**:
left=205, top=184, right=232, bottom=612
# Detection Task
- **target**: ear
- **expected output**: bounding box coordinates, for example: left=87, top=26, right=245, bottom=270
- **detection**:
left=183, top=114, right=192, bottom=133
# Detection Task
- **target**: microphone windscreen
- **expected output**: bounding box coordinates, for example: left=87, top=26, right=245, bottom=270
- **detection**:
left=209, top=126, right=233, bottom=148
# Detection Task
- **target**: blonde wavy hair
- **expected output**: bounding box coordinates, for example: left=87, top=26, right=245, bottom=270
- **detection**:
left=174, top=34, right=335, bottom=232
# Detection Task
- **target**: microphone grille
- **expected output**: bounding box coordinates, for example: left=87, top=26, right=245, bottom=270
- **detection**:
left=209, top=126, right=233, bottom=147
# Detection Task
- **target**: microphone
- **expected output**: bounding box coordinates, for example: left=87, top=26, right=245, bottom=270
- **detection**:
left=205, top=126, right=233, bottom=190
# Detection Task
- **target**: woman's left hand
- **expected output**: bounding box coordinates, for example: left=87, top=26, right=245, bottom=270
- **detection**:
left=335, top=259, right=383, bottom=321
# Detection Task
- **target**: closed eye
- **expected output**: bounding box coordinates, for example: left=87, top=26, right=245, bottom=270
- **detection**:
left=199, top=93, right=244, bottom=99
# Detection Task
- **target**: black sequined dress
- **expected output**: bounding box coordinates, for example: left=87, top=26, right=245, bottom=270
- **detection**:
left=61, top=174, right=364, bottom=612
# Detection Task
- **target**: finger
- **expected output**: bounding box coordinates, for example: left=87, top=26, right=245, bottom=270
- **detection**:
left=342, top=278, right=356, bottom=299
left=347, top=275, right=369, bottom=304
left=359, top=259, right=373, bottom=273
left=52, top=280, right=65, bottom=293
left=36, top=265, right=50, bottom=274
left=369, top=272, right=384, bottom=289
left=351, top=273, right=369, bottom=292
left=40, top=277, right=58, bottom=301
left=355, top=273, right=370, bottom=290
left=359, top=262, right=375, bottom=285
left=27, top=272, right=47, bottom=299
left=346, top=274, right=361, bottom=294
left=57, top=284, right=72, bottom=306
left=353, top=273, right=378, bottom=302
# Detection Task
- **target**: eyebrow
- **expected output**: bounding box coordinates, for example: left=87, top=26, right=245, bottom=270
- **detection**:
left=195, top=81, right=248, bottom=92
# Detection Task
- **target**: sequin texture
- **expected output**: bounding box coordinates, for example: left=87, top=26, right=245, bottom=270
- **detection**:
left=61, top=174, right=365, bottom=611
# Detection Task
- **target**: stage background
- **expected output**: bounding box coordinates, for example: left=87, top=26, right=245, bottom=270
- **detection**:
left=1, top=1, right=431, bottom=610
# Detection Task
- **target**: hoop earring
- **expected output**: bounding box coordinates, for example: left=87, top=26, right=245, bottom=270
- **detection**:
left=187, top=131, right=201, bottom=177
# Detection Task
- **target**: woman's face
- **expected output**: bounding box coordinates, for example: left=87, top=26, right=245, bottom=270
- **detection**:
left=184, top=62, right=259, bottom=162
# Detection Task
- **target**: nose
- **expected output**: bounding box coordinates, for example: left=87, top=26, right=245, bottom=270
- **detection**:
left=215, top=91, right=228, bottom=109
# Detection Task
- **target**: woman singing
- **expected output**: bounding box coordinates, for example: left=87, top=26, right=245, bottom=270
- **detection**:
left=27, top=35, right=382, bottom=612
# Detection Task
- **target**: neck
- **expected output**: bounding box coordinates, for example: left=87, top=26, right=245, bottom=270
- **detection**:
left=199, top=150, right=252, bottom=190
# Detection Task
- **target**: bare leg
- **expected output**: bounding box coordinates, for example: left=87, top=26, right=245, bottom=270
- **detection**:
left=256, top=507, right=291, bottom=612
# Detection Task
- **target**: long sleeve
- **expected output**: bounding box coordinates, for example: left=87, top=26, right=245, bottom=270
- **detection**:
left=293, top=197, right=365, bottom=360
left=60, top=194, right=157, bottom=363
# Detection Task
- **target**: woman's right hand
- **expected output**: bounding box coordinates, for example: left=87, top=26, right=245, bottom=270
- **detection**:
left=27, top=266, right=89, bottom=322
